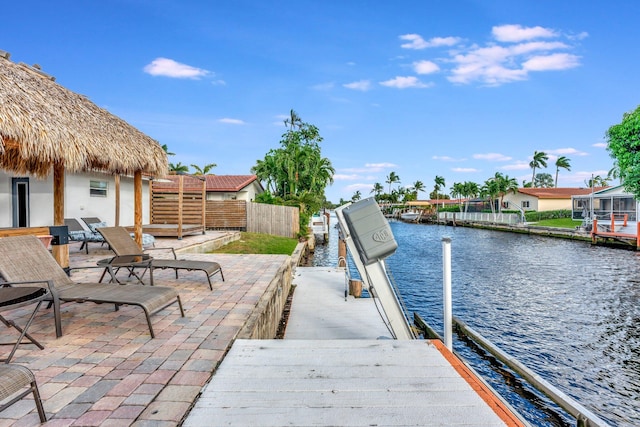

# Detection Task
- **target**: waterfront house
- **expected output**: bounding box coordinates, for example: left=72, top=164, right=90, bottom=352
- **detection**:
left=502, top=187, right=602, bottom=212
left=571, top=185, right=638, bottom=221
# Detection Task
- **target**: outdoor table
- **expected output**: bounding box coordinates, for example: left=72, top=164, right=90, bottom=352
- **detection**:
left=97, top=254, right=154, bottom=286
left=0, top=286, right=47, bottom=363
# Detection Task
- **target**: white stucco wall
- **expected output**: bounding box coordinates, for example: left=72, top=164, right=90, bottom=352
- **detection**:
left=205, top=181, right=264, bottom=202
left=0, top=170, right=150, bottom=228
left=502, top=192, right=539, bottom=211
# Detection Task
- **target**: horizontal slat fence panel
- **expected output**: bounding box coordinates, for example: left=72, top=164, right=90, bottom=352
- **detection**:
left=152, top=191, right=204, bottom=225
left=246, top=202, right=299, bottom=238
left=206, top=201, right=247, bottom=229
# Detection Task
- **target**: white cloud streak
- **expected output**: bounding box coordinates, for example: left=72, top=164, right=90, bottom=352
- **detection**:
left=143, top=58, right=209, bottom=79
left=380, top=76, right=432, bottom=89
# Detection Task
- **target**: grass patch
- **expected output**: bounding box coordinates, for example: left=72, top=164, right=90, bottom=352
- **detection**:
left=210, top=232, right=298, bottom=255
left=533, top=218, right=583, bottom=229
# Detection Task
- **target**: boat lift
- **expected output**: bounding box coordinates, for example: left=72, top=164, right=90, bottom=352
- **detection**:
left=335, top=197, right=415, bottom=340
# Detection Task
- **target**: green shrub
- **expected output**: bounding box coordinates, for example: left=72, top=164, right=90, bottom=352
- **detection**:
left=524, top=209, right=572, bottom=222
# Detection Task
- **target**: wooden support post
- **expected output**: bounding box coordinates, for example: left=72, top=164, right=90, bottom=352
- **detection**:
left=52, top=162, right=69, bottom=270
left=133, top=171, right=142, bottom=249
left=201, top=177, right=207, bottom=234
left=338, top=238, right=347, bottom=267
left=637, top=221, right=640, bottom=250
left=591, top=218, right=597, bottom=244
left=114, top=174, right=120, bottom=226
left=178, top=175, right=184, bottom=240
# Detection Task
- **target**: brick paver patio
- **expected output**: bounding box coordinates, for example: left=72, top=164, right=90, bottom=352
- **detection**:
left=0, top=232, right=290, bottom=426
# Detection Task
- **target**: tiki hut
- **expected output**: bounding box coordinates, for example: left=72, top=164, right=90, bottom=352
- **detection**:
left=0, top=51, right=168, bottom=266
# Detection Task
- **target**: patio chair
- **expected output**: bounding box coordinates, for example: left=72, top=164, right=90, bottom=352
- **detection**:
left=64, top=218, right=105, bottom=254
left=0, top=364, right=46, bottom=422
left=97, top=227, right=224, bottom=290
left=81, top=217, right=156, bottom=247
left=0, top=235, right=184, bottom=338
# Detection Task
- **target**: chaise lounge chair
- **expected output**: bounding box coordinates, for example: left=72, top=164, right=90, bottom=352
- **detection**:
left=81, top=217, right=156, bottom=247
left=64, top=218, right=105, bottom=254
left=0, top=364, right=46, bottom=422
left=97, top=226, right=224, bottom=290
left=0, top=235, right=184, bottom=338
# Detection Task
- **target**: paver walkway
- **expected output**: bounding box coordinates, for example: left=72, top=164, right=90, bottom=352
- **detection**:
left=0, top=232, right=289, bottom=426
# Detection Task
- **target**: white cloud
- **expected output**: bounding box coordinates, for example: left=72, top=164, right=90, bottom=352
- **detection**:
left=413, top=60, right=440, bottom=75
left=452, top=167, right=479, bottom=173
left=501, top=161, right=530, bottom=171
left=143, top=58, right=209, bottom=79
left=365, top=162, right=397, bottom=169
left=218, top=118, right=245, bottom=125
left=433, top=155, right=464, bottom=162
left=473, top=153, right=512, bottom=161
left=592, top=142, right=607, bottom=148
left=333, top=174, right=360, bottom=181
left=546, top=147, right=589, bottom=156
left=343, top=80, right=372, bottom=91
left=400, top=34, right=461, bottom=49
left=344, top=183, right=375, bottom=192
left=523, top=53, right=581, bottom=71
left=492, top=24, right=557, bottom=42
left=380, top=76, right=432, bottom=89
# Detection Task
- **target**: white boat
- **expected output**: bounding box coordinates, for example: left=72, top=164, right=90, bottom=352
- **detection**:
left=400, top=210, right=420, bottom=221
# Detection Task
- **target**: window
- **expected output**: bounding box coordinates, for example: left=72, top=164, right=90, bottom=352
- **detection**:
left=90, top=180, right=108, bottom=197
left=522, top=200, right=530, bottom=208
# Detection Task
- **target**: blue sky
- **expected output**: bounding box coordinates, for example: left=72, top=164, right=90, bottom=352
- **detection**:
left=3, top=1, right=639, bottom=203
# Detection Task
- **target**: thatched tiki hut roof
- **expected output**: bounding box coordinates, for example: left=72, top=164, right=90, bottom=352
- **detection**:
left=0, top=51, right=168, bottom=265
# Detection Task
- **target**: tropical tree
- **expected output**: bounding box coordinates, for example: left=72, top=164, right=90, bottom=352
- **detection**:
left=351, top=190, right=362, bottom=202
left=433, top=175, right=445, bottom=208
left=161, top=144, right=175, bottom=156
left=606, top=105, right=640, bottom=197
left=411, top=180, right=426, bottom=200
left=462, top=181, right=479, bottom=213
left=386, top=172, right=401, bottom=195
left=252, top=110, right=334, bottom=231
left=481, top=178, right=500, bottom=216
left=608, top=162, right=621, bottom=184
left=529, top=151, right=549, bottom=187
left=169, top=162, right=189, bottom=174
left=554, top=156, right=571, bottom=187
left=584, top=175, right=610, bottom=188
left=450, top=182, right=465, bottom=212
left=370, top=182, right=384, bottom=201
left=191, top=163, right=217, bottom=175
left=534, top=173, right=555, bottom=188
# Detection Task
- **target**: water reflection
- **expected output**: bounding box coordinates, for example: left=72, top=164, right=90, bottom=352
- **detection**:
left=311, top=215, right=639, bottom=426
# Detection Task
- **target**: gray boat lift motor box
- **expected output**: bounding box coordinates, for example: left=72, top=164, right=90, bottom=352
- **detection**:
left=342, top=197, right=397, bottom=265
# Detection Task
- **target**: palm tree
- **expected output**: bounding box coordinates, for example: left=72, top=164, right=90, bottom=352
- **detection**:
left=284, top=109, right=302, bottom=130
left=370, top=182, right=384, bottom=201
left=411, top=180, right=426, bottom=199
left=161, top=144, right=175, bottom=156
left=608, top=162, right=621, bottom=184
left=554, top=156, right=571, bottom=187
left=191, top=163, right=217, bottom=175
left=434, top=175, right=445, bottom=209
left=169, top=162, right=189, bottom=174
left=386, top=172, right=401, bottom=195
left=529, top=151, right=549, bottom=187
left=450, top=182, right=464, bottom=212
left=351, top=190, right=362, bottom=202
left=462, top=181, right=479, bottom=213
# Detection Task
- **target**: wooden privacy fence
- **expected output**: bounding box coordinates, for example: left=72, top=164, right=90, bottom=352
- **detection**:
left=246, top=202, right=299, bottom=238
left=206, top=201, right=247, bottom=229
left=150, top=193, right=299, bottom=238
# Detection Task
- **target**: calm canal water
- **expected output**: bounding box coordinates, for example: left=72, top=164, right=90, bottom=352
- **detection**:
left=312, top=215, right=639, bottom=427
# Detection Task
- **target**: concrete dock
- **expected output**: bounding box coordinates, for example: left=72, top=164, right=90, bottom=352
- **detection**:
left=184, top=267, right=525, bottom=426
